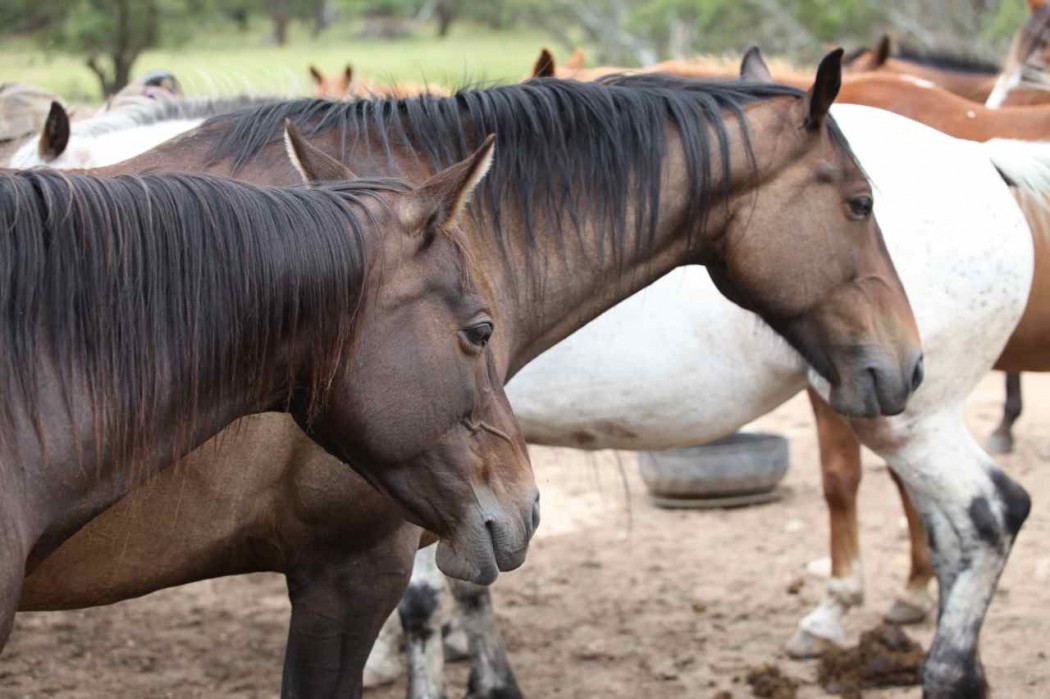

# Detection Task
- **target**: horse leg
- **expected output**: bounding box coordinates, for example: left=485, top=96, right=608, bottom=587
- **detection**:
left=399, top=546, right=450, bottom=699
left=0, top=506, right=29, bottom=651
left=364, top=609, right=404, bottom=688
left=883, top=470, right=936, bottom=625
left=852, top=411, right=1030, bottom=699
left=448, top=578, right=522, bottom=699
left=281, top=530, right=418, bottom=699
left=786, top=388, right=865, bottom=658
left=986, top=372, right=1022, bottom=455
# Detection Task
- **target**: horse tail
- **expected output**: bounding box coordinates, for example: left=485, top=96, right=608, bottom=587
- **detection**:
left=981, top=138, right=1050, bottom=202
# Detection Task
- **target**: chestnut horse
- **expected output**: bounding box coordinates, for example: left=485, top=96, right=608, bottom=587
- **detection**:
left=15, top=54, right=925, bottom=696
left=0, top=149, right=540, bottom=690
left=841, top=34, right=1001, bottom=103
left=308, top=63, right=449, bottom=99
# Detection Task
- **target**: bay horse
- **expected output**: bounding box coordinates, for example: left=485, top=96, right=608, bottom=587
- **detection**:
left=15, top=54, right=926, bottom=696
left=353, top=54, right=1036, bottom=698
left=0, top=141, right=543, bottom=690
left=385, top=103, right=1036, bottom=699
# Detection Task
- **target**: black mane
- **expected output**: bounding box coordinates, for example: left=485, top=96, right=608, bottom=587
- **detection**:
left=0, top=169, right=402, bottom=470
left=205, top=75, right=854, bottom=267
left=895, top=44, right=1000, bottom=75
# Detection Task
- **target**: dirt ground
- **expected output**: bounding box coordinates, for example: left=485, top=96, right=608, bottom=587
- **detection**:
left=2, top=372, right=1049, bottom=698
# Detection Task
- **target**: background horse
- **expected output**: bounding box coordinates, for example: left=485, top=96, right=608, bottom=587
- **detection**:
left=4, top=95, right=279, bottom=169
left=987, top=0, right=1050, bottom=107
left=308, top=63, right=449, bottom=99
left=16, top=54, right=925, bottom=696
left=841, top=34, right=1001, bottom=103
left=0, top=147, right=540, bottom=699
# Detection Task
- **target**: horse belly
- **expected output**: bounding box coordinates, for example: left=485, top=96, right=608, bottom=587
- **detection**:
left=996, top=214, right=1050, bottom=372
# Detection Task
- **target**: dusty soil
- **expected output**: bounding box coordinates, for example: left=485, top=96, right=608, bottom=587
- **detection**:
left=3, top=372, right=1050, bottom=698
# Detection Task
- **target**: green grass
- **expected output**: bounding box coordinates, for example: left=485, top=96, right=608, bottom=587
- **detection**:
left=1, top=19, right=557, bottom=104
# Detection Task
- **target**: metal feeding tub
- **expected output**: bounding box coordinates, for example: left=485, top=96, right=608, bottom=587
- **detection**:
left=638, top=432, right=789, bottom=509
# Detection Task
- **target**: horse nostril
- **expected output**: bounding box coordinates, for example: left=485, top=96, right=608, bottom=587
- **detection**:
left=531, top=496, right=541, bottom=532
left=911, top=354, right=925, bottom=392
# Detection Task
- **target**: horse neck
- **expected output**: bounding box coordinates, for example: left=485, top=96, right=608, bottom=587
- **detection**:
left=481, top=113, right=769, bottom=377
left=13, top=206, right=361, bottom=563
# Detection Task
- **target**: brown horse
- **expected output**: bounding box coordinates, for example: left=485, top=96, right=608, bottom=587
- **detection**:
left=16, top=54, right=925, bottom=697
left=0, top=141, right=540, bottom=687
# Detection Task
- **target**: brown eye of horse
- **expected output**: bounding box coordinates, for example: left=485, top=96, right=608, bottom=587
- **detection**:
left=463, top=321, right=494, bottom=347
left=848, top=195, right=873, bottom=220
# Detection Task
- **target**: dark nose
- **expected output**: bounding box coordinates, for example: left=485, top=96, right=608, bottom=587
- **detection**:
left=910, top=353, right=925, bottom=393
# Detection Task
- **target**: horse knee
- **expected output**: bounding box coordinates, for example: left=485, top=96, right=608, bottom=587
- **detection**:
left=399, top=580, right=443, bottom=637
left=991, top=469, right=1030, bottom=538
left=969, top=470, right=1030, bottom=553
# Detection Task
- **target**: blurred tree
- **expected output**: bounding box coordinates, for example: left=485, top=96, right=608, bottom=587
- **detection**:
left=25, top=0, right=205, bottom=96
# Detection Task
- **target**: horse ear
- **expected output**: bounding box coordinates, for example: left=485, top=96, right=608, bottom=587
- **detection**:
left=283, top=119, right=357, bottom=184
left=804, top=48, right=844, bottom=131
left=740, top=46, right=773, bottom=82
left=1028, top=0, right=1047, bottom=13
left=344, top=64, right=353, bottom=83
left=405, top=134, right=496, bottom=235
left=874, top=35, right=892, bottom=66
left=38, top=101, right=70, bottom=161
left=532, top=48, right=556, bottom=79
left=309, top=65, right=324, bottom=85
left=564, top=47, right=586, bottom=71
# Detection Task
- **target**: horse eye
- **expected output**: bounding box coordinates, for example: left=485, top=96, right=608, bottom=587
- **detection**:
left=848, top=195, right=873, bottom=220
left=463, top=321, right=494, bottom=347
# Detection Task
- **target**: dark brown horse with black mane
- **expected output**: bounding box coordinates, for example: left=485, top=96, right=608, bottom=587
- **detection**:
left=20, top=54, right=927, bottom=697
left=0, top=153, right=540, bottom=687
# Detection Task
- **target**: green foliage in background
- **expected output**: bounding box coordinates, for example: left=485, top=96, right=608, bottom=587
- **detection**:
left=0, top=0, right=1037, bottom=102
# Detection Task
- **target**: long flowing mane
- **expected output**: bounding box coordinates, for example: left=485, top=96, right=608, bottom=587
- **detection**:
left=204, top=75, right=858, bottom=268
left=0, top=169, right=402, bottom=470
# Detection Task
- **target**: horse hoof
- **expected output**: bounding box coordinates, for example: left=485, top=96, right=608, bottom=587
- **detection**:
left=785, top=628, right=838, bottom=659
left=985, top=432, right=1014, bottom=455
left=883, top=597, right=929, bottom=625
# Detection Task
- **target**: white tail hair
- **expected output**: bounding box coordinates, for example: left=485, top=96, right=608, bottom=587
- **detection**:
left=981, top=139, right=1050, bottom=203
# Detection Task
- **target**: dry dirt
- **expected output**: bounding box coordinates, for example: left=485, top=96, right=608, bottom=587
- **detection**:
left=2, top=372, right=1050, bottom=698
